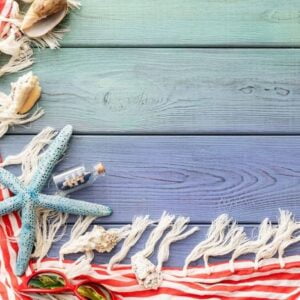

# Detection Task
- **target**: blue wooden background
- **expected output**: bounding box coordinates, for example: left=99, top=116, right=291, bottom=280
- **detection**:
left=1, top=0, right=300, bottom=267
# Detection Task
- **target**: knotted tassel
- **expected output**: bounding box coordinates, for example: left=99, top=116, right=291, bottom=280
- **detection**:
left=156, top=216, right=199, bottom=272
left=0, top=127, right=56, bottom=183
left=131, top=212, right=175, bottom=289
left=255, top=210, right=300, bottom=269
left=183, top=214, right=231, bottom=275
left=108, top=215, right=153, bottom=271
left=229, top=218, right=274, bottom=272
left=201, top=221, right=247, bottom=274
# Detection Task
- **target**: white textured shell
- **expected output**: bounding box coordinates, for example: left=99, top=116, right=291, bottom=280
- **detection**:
left=60, top=226, right=120, bottom=255
left=131, top=254, right=163, bottom=290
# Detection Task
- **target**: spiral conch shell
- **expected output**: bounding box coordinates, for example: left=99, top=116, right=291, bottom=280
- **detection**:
left=10, top=71, right=42, bottom=114
left=21, top=0, right=68, bottom=37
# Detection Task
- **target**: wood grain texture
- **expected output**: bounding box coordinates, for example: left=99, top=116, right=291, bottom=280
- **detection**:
left=2, top=135, right=300, bottom=223
left=60, top=0, right=300, bottom=47
left=1, top=49, right=300, bottom=134
left=50, top=224, right=300, bottom=267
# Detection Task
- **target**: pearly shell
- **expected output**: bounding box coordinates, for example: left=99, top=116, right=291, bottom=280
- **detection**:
left=131, top=254, right=163, bottom=290
left=60, top=226, right=120, bottom=256
left=9, top=72, right=42, bottom=114
left=21, top=0, right=68, bottom=38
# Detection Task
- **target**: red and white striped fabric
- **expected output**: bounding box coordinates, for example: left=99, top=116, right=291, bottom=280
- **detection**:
left=0, top=0, right=14, bottom=38
left=2, top=186, right=300, bottom=300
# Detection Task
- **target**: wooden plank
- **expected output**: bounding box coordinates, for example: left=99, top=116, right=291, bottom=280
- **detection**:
left=1, top=49, right=300, bottom=134
left=50, top=224, right=300, bottom=267
left=2, top=135, right=300, bottom=223
left=60, top=0, right=300, bottom=47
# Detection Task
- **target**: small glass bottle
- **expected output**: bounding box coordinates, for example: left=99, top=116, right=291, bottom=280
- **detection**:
left=53, top=163, right=106, bottom=196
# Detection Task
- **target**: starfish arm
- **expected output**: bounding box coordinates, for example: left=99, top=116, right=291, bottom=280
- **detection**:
left=0, top=195, right=22, bottom=216
left=0, top=168, right=24, bottom=194
left=15, top=201, right=36, bottom=276
left=29, top=125, right=73, bottom=192
left=39, top=194, right=112, bottom=217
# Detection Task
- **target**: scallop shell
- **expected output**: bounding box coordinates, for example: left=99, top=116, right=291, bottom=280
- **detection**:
left=21, top=0, right=68, bottom=38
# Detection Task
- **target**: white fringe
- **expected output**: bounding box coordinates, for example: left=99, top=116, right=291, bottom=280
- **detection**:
left=229, top=218, right=274, bottom=272
left=67, top=0, right=81, bottom=9
left=183, top=214, right=232, bottom=274
left=139, top=212, right=175, bottom=258
left=19, top=209, right=300, bottom=293
left=255, top=210, right=300, bottom=269
left=130, top=212, right=175, bottom=289
left=0, top=108, right=44, bottom=138
left=157, top=217, right=199, bottom=272
left=31, top=28, right=69, bottom=50
left=108, top=215, right=153, bottom=271
left=201, top=221, right=247, bottom=274
left=0, top=127, right=56, bottom=183
left=32, top=209, right=68, bottom=267
left=0, top=28, right=33, bottom=78
left=59, top=215, right=97, bottom=261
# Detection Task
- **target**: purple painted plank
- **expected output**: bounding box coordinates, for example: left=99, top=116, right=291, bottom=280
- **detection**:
left=2, top=135, right=300, bottom=223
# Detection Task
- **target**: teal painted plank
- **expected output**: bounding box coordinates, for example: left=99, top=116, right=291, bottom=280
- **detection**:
left=51, top=224, right=300, bottom=267
left=2, top=135, right=300, bottom=223
left=61, top=0, right=300, bottom=46
left=1, top=49, right=300, bottom=134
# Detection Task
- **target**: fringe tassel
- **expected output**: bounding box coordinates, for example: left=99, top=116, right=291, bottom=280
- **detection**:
left=131, top=215, right=198, bottom=289
left=32, top=209, right=68, bottom=268
left=59, top=215, right=97, bottom=261
left=157, top=217, right=199, bottom=272
left=67, top=0, right=81, bottom=9
left=229, top=218, right=274, bottom=272
left=183, top=214, right=232, bottom=274
left=31, top=28, right=69, bottom=50
left=202, top=221, right=246, bottom=274
left=0, top=108, right=44, bottom=138
left=138, top=212, right=174, bottom=258
left=0, top=33, right=33, bottom=78
left=0, top=127, right=56, bottom=183
left=255, top=210, right=300, bottom=269
left=108, top=215, right=152, bottom=271
left=131, top=212, right=175, bottom=289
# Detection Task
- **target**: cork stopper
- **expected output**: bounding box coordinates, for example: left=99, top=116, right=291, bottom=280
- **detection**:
left=94, top=163, right=106, bottom=175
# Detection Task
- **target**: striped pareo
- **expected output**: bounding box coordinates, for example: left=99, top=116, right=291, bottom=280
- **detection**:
left=0, top=0, right=33, bottom=78
left=1, top=185, right=300, bottom=299
left=0, top=0, right=13, bottom=37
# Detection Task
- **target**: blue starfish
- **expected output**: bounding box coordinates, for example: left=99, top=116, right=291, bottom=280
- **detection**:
left=0, top=125, right=112, bottom=276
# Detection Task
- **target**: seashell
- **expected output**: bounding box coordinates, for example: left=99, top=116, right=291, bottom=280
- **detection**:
left=9, top=71, right=42, bottom=114
left=21, top=0, right=68, bottom=38
left=131, top=254, right=163, bottom=290
left=60, top=226, right=120, bottom=256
